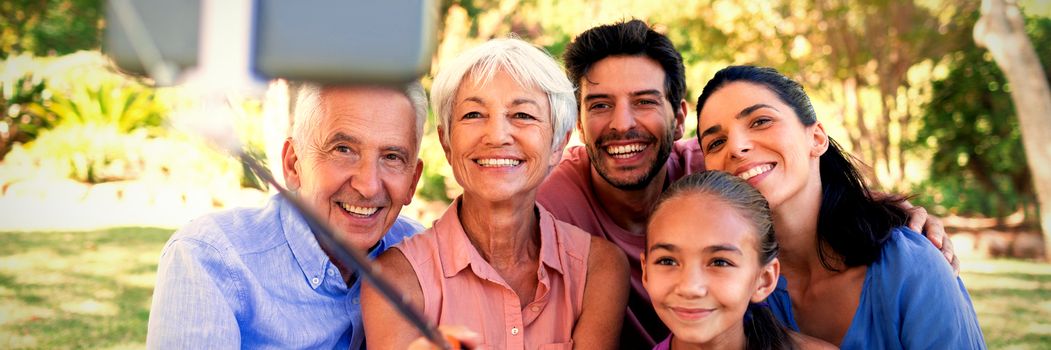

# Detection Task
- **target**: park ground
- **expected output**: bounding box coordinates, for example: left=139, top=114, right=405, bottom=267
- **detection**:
left=0, top=227, right=1048, bottom=349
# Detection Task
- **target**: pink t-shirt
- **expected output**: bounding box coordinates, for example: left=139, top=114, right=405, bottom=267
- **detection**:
left=536, top=138, right=705, bottom=347
left=394, top=198, right=591, bottom=350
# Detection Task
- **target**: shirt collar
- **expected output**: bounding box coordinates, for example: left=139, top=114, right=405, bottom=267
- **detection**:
left=434, top=197, right=565, bottom=278
left=278, top=195, right=333, bottom=289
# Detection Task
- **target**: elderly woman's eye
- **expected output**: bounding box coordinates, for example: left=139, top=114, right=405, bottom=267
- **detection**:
left=462, top=111, right=482, bottom=119
left=513, top=112, right=536, bottom=120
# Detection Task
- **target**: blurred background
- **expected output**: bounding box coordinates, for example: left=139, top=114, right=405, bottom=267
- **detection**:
left=1, top=0, right=1049, bottom=348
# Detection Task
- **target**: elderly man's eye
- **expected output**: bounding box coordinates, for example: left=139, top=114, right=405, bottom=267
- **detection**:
left=335, top=145, right=352, bottom=153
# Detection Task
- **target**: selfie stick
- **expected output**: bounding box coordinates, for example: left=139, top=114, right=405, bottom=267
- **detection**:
left=109, top=0, right=453, bottom=348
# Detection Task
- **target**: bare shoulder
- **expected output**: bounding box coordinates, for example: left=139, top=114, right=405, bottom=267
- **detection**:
left=792, top=332, right=839, bottom=350
left=373, top=248, right=421, bottom=291
left=587, top=236, right=628, bottom=273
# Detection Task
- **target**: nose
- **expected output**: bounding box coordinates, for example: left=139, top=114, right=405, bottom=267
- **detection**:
left=608, top=104, right=637, bottom=133
left=727, top=130, right=752, bottom=159
left=349, top=157, right=381, bottom=199
left=483, top=113, right=513, bottom=146
left=674, top=265, right=709, bottom=299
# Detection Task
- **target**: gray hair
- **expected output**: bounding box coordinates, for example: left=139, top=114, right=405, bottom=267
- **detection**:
left=430, top=37, right=577, bottom=150
left=290, top=81, right=428, bottom=152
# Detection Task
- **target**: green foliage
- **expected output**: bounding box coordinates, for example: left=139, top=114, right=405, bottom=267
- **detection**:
left=0, top=51, right=260, bottom=191
left=0, top=0, right=104, bottom=58
left=914, top=15, right=1051, bottom=219
left=1, top=56, right=56, bottom=160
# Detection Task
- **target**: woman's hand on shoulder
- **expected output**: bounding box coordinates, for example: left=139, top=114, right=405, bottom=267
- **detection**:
left=896, top=198, right=960, bottom=276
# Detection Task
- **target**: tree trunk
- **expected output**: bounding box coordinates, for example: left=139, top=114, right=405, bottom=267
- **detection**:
left=974, top=0, right=1051, bottom=261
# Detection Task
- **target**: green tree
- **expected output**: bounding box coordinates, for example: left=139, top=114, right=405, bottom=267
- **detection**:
left=916, top=14, right=1050, bottom=225
left=0, top=0, right=104, bottom=57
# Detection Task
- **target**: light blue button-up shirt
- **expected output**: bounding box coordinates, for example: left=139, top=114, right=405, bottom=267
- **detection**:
left=146, top=195, right=422, bottom=349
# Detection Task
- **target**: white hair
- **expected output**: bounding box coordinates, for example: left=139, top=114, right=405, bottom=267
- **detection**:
left=430, top=37, right=577, bottom=150
left=290, top=81, right=428, bottom=152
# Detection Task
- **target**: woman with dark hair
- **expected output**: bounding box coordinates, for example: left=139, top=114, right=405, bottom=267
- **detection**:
left=694, top=65, right=985, bottom=349
left=644, top=170, right=835, bottom=350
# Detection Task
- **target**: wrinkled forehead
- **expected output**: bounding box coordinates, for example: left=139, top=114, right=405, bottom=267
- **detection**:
left=317, top=87, right=417, bottom=147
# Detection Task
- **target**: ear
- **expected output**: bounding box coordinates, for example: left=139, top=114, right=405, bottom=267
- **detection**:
left=405, top=158, right=424, bottom=204
left=282, top=138, right=302, bottom=191
left=672, top=99, right=687, bottom=140
left=575, top=113, right=587, bottom=144
left=548, top=131, right=573, bottom=167
left=751, top=258, right=781, bottom=303
left=639, top=252, right=649, bottom=285
left=809, top=121, right=830, bottom=158
left=437, top=125, right=452, bottom=157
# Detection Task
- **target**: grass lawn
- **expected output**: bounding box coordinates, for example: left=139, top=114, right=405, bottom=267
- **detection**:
left=1, top=229, right=1050, bottom=349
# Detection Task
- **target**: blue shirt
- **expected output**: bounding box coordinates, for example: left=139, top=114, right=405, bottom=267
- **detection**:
left=768, top=227, right=986, bottom=349
left=146, top=195, right=422, bottom=349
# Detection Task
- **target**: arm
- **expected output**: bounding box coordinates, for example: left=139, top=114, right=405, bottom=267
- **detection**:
left=362, top=248, right=426, bottom=350
left=146, top=239, right=242, bottom=349
left=572, top=237, right=630, bottom=349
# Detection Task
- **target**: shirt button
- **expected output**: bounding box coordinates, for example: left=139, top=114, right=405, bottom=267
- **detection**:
left=510, top=327, right=519, bottom=336
left=530, top=306, right=540, bottom=312
left=327, top=269, right=335, bottom=276
left=311, top=277, right=320, bottom=285
left=353, top=298, right=360, bottom=305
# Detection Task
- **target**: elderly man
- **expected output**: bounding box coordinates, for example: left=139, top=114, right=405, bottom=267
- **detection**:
left=146, top=82, right=427, bottom=349
left=537, top=19, right=957, bottom=348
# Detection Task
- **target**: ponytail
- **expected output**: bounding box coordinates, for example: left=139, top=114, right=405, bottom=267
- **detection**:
left=744, top=302, right=795, bottom=350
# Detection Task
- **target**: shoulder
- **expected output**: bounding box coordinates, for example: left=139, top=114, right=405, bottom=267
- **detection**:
left=169, top=196, right=288, bottom=255
left=876, top=226, right=951, bottom=276
left=668, top=138, right=706, bottom=176
left=379, top=215, right=426, bottom=249
left=539, top=146, right=591, bottom=201
left=586, top=235, right=629, bottom=277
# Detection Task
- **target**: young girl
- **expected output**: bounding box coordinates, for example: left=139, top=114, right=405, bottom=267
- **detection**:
left=694, top=65, right=984, bottom=348
left=643, top=170, right=833, bottom=350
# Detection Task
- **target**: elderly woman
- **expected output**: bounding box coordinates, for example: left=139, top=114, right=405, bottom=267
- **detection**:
left=362, top=38, right=629, bottom=349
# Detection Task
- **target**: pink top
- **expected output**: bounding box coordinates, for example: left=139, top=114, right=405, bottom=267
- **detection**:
left=394, top=198, right=591, bottom=350
left=536, top=138, right=705, bottom=347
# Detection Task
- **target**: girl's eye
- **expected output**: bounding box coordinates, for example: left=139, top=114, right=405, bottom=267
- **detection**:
left=654, top=257, right=678, bottom=266
left=462, top=111, right=482, bottom=119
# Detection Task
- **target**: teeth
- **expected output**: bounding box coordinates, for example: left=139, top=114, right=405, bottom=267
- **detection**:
left=738, top=164, right=773, bottom=181
left=476, top=158, right=521, bottom=167
left=606, top=144, right=646, bottom=158
left=340, top=203, right=379, bottom=216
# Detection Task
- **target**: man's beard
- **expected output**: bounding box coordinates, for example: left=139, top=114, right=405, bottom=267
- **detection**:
left=585, top=127, right=674, bottom=191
